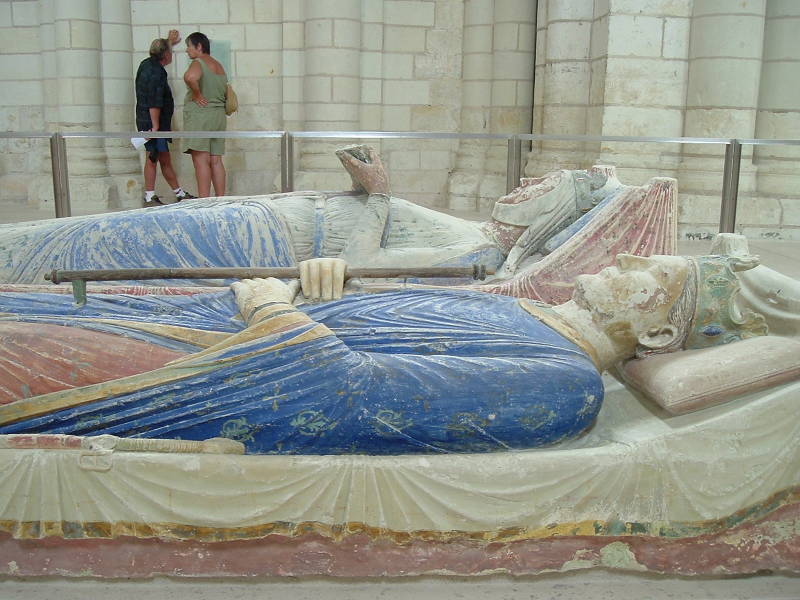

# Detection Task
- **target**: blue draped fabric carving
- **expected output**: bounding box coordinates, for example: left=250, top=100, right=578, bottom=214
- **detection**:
left=0, top=289, right=603, bottom=454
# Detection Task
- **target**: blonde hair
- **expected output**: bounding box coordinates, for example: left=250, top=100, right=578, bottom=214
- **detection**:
left=149, top=38, right=169, bottom=60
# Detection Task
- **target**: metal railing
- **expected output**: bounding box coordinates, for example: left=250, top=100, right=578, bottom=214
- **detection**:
left=2, top=130, right=797, bottom=232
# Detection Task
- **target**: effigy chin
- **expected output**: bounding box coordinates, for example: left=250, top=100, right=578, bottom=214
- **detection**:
left=0, top=375, right=798, bottom=578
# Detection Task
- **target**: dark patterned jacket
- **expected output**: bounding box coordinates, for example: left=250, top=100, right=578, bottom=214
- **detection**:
left=135, top=56, right=174, bottom=132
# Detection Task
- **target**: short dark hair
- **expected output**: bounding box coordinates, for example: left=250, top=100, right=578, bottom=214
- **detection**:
left=186, top=32, right=210, bottom=54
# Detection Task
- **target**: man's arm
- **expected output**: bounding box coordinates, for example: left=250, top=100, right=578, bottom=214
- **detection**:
left=148, top=107, right=161, bottom=132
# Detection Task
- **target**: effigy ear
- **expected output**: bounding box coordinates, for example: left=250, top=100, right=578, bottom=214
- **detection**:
left=637, top=325, right=679, bottom=351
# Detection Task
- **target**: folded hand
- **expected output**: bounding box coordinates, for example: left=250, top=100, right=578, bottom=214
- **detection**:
left=299, top=258, right=347, bottom=301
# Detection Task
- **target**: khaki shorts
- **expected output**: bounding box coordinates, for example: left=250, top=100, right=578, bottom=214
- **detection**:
left=183, top=107, right=226, bottom=156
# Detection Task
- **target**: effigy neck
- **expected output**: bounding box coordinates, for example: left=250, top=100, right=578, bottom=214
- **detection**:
left=550, top=300, right=628, bottom=371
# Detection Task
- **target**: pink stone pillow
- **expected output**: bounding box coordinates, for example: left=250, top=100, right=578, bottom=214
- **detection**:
left=619, top=336, right=800, bottom=415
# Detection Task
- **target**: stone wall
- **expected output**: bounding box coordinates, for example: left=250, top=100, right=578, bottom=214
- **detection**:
left=0, top=0, right=536, bottom=218
left=528, top=0, right=800, bottom=241
left=0, top=0, right=798, bottom=239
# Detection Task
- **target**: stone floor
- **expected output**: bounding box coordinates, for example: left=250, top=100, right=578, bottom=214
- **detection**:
left=2, top=571, right=799, bottom=599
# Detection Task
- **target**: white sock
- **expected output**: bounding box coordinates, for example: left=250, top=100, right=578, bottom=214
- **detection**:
left=145, top=190, right=155, bottom=202
left=173, top=187, right=184, bottom=195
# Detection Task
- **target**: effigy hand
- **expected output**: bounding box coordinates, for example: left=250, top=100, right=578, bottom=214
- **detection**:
left=299, top=258, right=346, bottom=301
left=232, top=277, right=299, bottom=322
left=336, top=145, right=390, bottom=195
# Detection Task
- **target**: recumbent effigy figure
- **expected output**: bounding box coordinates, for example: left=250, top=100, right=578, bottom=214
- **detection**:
left=0, top=146, right=676, bottom=304
left=2, top=244, right=795, bottom=455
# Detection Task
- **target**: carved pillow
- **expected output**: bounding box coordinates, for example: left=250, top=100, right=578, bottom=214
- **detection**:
left=619, top=335, right=800, bottom=415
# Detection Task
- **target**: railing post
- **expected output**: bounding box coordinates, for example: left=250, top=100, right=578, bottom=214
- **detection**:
left=281, top=132, right=294, bottom=192
left=719, top=139, right=742, bottom=233
left=49, top=133, right=71, bottom=218
left=506, top=135, right=522, bottom=193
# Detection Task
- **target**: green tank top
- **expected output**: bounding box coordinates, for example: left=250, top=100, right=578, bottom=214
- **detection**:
left=184, top=59, right=227, bottom=108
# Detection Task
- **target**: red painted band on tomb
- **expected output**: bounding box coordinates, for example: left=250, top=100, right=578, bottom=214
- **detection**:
left=2, top=500, right=798, bottom=577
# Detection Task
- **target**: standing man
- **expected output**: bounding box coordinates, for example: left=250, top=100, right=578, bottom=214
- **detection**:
left=135, top=29, right=195, bottom=205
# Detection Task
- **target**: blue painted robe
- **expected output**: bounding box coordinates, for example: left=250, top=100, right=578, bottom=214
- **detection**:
left=0, top=289, right=603, bottom=454
left=0, top=198, right=504, bottom=285
left=0, top=200, right=296, bottom=286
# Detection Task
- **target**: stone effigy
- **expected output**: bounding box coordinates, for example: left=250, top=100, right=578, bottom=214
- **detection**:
left=0, top=146, right=676, bottom=305
left=0, top=236, right=799, bottom=577
left=0, top=249, right=774, bottom=451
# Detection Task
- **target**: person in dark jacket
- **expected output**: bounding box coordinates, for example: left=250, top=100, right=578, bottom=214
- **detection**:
left=135, top=29, right=194, bottom=205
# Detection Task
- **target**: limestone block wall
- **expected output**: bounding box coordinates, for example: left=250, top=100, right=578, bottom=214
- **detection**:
left=447, top=0, right=536, bottom=213
left=0, top=0, right=536, bottom=217
left=753, top=0, right=800, bottom=240
left=1, top=0, right=799, bottom=239
left=528, top=0, right=692, bottom=177
left=527, top=0, right=800, bottom=241
left=678, top=0, right=765, bottom=239
left=0, top=0, right=48, bottom=216
left=136, top=0, right=534, bottom=211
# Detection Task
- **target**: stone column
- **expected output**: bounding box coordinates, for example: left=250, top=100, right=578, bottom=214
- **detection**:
left=590, top=0, right=691, bottom=183
left=401, top=0, right=464, bottom=209
left=38, top=0, right=117, bottom=214
left=679, top=0, right=766, bottom=237
left=51, top=0, right=107, bottom=175
left=0, top=0, right=47, bottom=216
left=524, top=0, right=593, bottom=177
left=753, top=0, right=800, bottom=240
left=99, top=0, right=141, bottom=209
left=526, top=0, right=691, bottom=184
left=292, top=0, right=363, bottom=192
left=448, top=0, right=536, bottom=214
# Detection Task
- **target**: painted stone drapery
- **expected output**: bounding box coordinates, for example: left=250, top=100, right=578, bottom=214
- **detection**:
left=0, top=289, right=601, bottom=454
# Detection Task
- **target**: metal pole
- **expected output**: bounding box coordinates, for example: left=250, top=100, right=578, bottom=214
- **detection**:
left=280, top=132, right=288, bottom=192
left=719, top=140, right=742, bottom=233
left=49, top=133, right=71, bottom=218
left=281, top=132, right=294, bottom=192
left=506, top=136, right=522, bottom=193
left=46, top=265, right=495, bottom=284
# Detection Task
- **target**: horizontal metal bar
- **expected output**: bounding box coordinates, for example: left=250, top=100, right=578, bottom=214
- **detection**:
left=13, top=130, right=800, bottom=146
left=46, top=265, right=494, bottom=284
left=0, top=131, right=54, bottom=139
left=291, top=131, right=513, bottom=140
left=737, top=138, right=800, bottom=146
left=60, top=131, right=286, bottom=139
left=520, top=133, right=734, bottom=144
